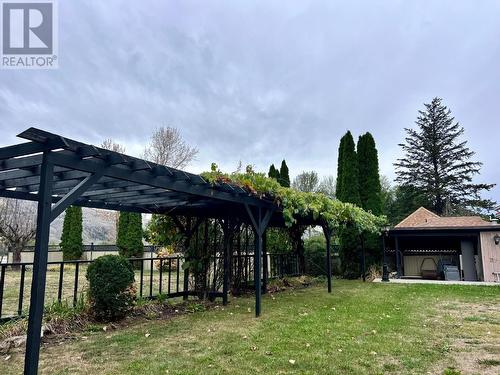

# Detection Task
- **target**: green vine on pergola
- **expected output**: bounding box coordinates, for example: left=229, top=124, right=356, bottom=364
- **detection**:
left=201, top=164, right=387, bottom=233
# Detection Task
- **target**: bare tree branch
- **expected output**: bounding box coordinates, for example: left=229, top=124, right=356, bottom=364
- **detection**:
left=143, top=126, right=198, bottom=168
left=0, top=198, right=37, bottom=263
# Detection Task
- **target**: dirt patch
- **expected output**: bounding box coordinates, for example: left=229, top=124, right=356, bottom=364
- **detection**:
left=431, top=301, right=500, bottom=375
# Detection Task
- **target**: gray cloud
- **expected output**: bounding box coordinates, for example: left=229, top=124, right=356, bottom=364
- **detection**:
left=0, top=0, right=498, bottom=203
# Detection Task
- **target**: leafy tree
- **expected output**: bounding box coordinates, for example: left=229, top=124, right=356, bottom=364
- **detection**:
left=292, top=171, right=319, bottom=193
left=144, top=214, right=181, bottom=248
left=317, top=175, right=336, bottom=198
left=279, top=160, right=290, bottom=187
left=266, top=228, right=292, bottom=253
left=60, top=206, right=83, bottom=260
left=336, top=131, right=361, bottom=279
left=395, top=97, right=495, bottom=215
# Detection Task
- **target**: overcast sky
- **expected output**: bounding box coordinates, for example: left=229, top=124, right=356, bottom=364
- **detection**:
left=1, top=1, right=499, bottom=204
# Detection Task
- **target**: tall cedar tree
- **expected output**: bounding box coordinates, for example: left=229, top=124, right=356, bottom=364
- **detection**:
left=357, top=133, right=382, bottom=265
left=336, top=131, right=361, bottom=279
left=116, top=211, right=129, bottom=254
left=126, top=213, right=144, bottom=258
left=279, top=160, right=290, bottom=187
left=268, top=164, right=279, bottom=180
left=395, top=97, right=495, bottom=215
left=117, top=212, right=143, bottom=259
left=60, top=206, right=83, bottom=260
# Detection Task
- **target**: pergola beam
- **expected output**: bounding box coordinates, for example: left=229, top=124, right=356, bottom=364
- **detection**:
left=47, top=150, right=274, bottom=208
left=50, top=171, right=104, bottom=221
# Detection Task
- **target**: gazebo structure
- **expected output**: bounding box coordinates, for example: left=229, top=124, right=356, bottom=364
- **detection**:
left=0, top=128, right=336, bottom=374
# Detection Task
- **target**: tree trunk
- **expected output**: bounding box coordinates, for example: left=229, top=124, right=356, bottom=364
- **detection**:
left=11, top=244, right=23, bottom=270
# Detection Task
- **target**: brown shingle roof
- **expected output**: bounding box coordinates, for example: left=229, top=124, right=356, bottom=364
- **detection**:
left=395, top=207, right=490, bottom=229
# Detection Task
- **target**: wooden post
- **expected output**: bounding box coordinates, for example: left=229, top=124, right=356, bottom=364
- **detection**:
left=24, top=153, right=54, bottom=375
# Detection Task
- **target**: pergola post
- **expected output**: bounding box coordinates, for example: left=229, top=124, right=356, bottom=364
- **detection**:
left=245, top=204, right=273, bottom=317
left=24, top=152, right=54, bottom=375
left=360, top=234, right=366, bottom=282
left=262, top=230, right=268, bottom=294
left=382, top=229, right=389, bottom=282
left=322, top=224, right=333, bottom=293
left=221, top=218, right=231, bottom=306
left=172, top=216, right=203, bottom=301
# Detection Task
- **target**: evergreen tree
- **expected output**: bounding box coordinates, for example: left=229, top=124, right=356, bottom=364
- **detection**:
left=336, top=131, right=361, bottom=279
left=337, top=132, right=361, bottom=205
left=116, top=211, right=130, bottom=255
left=357, top=133, right=382, bottom=265
left=126, top=213, right=144, bottom=259
left=116, top=211, right=144, bottom=259
left=335, top=136, right=346, bottom=199
left=395, top=97, right=495, bottom=215
left=60, top=206, right=83, bottom=260
left=357, top=133, right=382, bottom=215
left=279, top=160, right=290, bottom=187
left=268, top=164, right=279, bottom=180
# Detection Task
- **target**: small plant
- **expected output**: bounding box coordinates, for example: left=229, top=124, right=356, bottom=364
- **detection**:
left=86, top=255, right=136, bottom=321
left=155, top=246, right=178, bottom=271
left=443, top=368, right=461, bottom=375
left=185, top=303, right=206, bottom=313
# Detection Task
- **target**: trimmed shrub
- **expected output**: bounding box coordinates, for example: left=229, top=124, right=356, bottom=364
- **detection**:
left=86, top=255, right=136, bottom=321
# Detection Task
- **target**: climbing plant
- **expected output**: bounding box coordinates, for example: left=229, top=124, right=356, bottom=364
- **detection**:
left=201, top=163, right=386, bottom=234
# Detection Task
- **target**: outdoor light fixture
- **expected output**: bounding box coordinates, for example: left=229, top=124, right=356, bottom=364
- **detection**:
left=494, top=234, right=500, bottom=245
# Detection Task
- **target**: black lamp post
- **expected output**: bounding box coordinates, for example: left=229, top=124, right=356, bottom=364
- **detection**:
left=382, top=227, right=390, bottom=282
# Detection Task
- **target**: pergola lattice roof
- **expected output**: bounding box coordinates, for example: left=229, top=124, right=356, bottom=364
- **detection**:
left=0, top=127, right=280, bottom=221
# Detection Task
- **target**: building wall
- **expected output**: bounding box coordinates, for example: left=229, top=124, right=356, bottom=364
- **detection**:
left=403, top=255, right=441, bottom=277
left=480, top=231, right=500, bottom=282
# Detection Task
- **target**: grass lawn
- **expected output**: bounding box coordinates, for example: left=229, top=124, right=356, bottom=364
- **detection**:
left=1, top=280, right=499, bottom=374
left=1, top=266, right=185, bottom=318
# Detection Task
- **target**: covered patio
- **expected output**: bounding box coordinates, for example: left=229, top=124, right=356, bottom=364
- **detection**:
left=383, top=207, right=500, bottom=282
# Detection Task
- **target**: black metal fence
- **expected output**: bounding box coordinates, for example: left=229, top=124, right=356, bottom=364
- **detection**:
left=20, top=244, right=157, bottom=253
left=0, top=252, right=298, bottom=321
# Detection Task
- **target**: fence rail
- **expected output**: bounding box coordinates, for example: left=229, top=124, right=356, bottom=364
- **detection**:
left=0, top=252, right=298, bottom=321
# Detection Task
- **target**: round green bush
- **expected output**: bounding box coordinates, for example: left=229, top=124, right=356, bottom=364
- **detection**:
left=86, top=255, right=136, bottom=321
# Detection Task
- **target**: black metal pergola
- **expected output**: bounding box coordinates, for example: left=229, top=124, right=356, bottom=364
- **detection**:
left=0, top=128, right=334, bottom=374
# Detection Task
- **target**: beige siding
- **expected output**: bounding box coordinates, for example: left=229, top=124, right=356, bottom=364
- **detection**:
left=403, top=256, right=441, bottom=277
left=480, top=231, right=500, bottom=282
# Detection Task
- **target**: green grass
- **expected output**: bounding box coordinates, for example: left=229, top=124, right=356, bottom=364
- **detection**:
left=1, top=280, right=499, bottom=374
left=0, top=266, right=184, bottom=318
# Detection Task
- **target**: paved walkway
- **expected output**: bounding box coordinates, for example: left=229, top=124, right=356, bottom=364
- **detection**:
left=373, top=278, right=499, bottom=286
